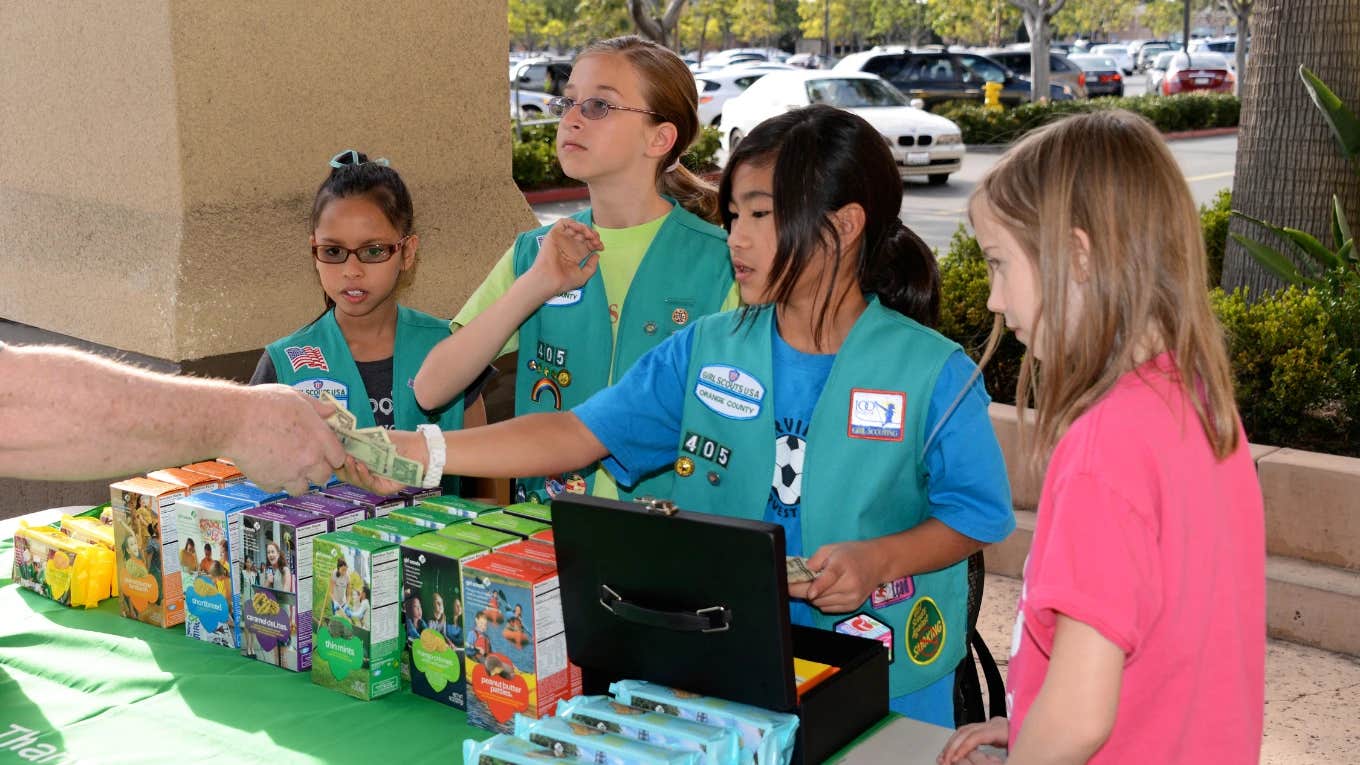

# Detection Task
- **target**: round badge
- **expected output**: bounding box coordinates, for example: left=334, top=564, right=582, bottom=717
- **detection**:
left=644, top=321, right=657, bottom=335
left=671, top=307, right=689, bottom=326
left=706, top=471, right=721, bottom=485
left=906, top=596, right=946, bottom=666
left=526, top=359, right=539, bottom=371
left=556, top=369, right=572, bottom=387
left=674, top=457, right=695, bottom=477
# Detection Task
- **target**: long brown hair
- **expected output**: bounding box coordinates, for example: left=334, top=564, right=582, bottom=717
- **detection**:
left=974, top=110, right=1240, bottom=466
left=577, top=36, right=719, bottom=224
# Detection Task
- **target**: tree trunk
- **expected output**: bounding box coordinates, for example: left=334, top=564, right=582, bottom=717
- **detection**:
left=1234, top=8, right=1249, bottom=94
left=1221, top=0, right=1360, bottom=296
left=629, top=0, right=688, bottom=45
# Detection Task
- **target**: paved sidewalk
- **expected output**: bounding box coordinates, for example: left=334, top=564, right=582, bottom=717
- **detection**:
left=975, top=574, right=1360, bottom=763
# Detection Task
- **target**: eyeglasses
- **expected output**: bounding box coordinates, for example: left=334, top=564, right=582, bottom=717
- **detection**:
left=312, top=236, right=410, bottom=264
left=548, top=95, right=664, bottom=121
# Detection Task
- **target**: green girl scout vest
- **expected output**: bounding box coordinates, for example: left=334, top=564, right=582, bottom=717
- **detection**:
left=511, top=203, right=733, bottom=503
left=670, top=299, right=967, bottom=697
left=267, top=305, right=465, bottom=491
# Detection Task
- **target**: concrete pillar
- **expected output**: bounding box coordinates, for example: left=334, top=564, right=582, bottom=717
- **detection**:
left=0, top=0, right=532, bottom=362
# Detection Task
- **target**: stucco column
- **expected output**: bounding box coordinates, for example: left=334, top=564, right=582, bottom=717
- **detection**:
left=0, top=1, right=532, bottom=362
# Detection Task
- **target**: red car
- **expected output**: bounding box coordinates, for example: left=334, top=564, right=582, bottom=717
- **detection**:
left=1154, top=52, right=1235, bottom=95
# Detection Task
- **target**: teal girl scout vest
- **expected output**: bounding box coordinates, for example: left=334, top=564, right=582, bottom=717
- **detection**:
left=670, top=300, right=967, bottom=697
left=511, top=203, right=733, bottom=502
left=267, top=306, right=465, bottom=489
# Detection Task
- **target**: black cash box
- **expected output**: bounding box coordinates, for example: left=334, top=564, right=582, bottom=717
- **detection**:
left=553, top=495, right=889, bottom=764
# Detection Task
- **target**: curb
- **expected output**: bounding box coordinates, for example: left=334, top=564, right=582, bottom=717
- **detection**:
left=520, top=171, right=723, bottom=206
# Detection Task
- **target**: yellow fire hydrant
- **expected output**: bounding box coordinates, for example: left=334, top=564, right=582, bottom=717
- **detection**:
left=984, top=81, right=1004, bottom=112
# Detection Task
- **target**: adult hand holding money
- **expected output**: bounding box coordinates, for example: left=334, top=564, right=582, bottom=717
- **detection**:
left=317, top=392, right=426, bottom=489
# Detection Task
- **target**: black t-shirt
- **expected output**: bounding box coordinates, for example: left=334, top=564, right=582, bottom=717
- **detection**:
left=250, top=352, right=494, bottom=429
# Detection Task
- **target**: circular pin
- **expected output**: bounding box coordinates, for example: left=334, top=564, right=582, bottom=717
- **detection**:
left=671, top=307, right=690, bottom=326
left=674, top=457, right=695, bottom=477
left=556, top=369, right=572, bottom=387
left=706, top=471, right=721, bottom=485
left=526, top=359, right=539, bottom=371
left=644, top=321, right=658, bottom=335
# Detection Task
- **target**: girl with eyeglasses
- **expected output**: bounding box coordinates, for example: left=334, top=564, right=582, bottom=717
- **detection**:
left=250, top=152, right=493, bottom=492
left=413, top=35, right=737, bottom=505
left=347, top=106, right=1014, bottom=727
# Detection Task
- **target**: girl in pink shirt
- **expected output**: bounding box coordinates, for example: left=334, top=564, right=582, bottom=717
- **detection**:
left=940, top=111, right=1265, bottom=764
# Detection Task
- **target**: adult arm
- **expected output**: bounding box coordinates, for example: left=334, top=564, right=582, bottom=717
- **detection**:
left=412, top=220, right=603, bottom=410
left=0, top=343, right=345, bottom=493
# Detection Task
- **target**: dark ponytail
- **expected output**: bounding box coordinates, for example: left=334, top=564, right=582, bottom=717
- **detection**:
left=309, top=150, right=415, bottom=312
left=717, top=104, right=940, bottom=338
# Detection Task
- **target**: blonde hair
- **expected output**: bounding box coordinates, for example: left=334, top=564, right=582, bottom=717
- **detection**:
left=577, top=36, right=719, bottom=224
left=974, top=110, right=1239, bottom=466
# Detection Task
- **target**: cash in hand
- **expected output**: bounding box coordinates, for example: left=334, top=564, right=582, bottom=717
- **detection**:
left=786, top=556, right=819, bottom=585
left=318, top=392, right=425, bottom=486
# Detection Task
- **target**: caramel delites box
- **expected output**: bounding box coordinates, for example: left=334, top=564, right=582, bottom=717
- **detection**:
left=400, top=533, right=490, bottom=709
left=461, top=553, right=570, bottom=733
left=110, top=477, right=188, bottom=628
left=273, top=494, right=366, bottom=532
left=180, top=460, right=246, bottom=486
left=240, top=504, right=330, bottom=671
left=311, top=531, right=402, bottom=701
left=176, top=492, right=254, bottom=648
left=322, top=484, right=404, bottom=518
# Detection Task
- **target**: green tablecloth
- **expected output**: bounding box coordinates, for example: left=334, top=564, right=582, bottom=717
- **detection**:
left=0, top=510, right=489, bottom=765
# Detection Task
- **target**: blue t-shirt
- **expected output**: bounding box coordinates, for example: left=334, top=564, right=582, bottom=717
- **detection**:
left=574, top=321, right=1015, bottom=547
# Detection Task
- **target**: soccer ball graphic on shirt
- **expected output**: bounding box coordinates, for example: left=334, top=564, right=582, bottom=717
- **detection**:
left=772, top=434, right=806, bottom=506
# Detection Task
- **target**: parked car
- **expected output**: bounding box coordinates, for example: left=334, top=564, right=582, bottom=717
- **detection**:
left=509, top=58, right=572, bottom=96
left=720, top=71, right=965, bottom=185
left=1152, top=52, right=1235, bottom=95
left=786, top=52, right=833, bottom=69
left=1135, top=42, right=1174, bottom=72
left=1089, top=43, right=1134, bottom=74
left=834, top=48, right=1073, bottom=108
left=510, top=89, right=557, bottom=119
left=1067, top=54, right=1124, bottom=98
left=979, top=49, right=1088, bottom=99
left=694, top=65, right=795, bottom=126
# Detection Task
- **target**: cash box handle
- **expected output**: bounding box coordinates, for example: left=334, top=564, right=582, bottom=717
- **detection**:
left=599, top=584, right=731, bottom=633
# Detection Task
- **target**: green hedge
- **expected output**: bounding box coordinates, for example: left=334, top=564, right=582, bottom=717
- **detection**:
left=937, top=192, right=1360, bottom=457
left=513, top=123, right=722, bottom=191
left=931, top=93, right=1240, bottom=146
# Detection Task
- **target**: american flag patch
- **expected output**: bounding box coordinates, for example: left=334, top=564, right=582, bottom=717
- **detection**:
left=285, top=345, right=329, bottom=372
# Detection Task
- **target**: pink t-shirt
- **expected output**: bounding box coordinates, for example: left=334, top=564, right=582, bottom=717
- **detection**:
left=1007, top=354, right=1264, bottom=761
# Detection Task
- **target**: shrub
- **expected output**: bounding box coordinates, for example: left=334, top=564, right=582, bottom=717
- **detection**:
left=1201, top=188, right=1232, bottom=287
left=936, top=226, right=1026, bottom=405
left=928, top=93, right=1240, bottom=146
left=1212, top=283, right=1359, bottom=455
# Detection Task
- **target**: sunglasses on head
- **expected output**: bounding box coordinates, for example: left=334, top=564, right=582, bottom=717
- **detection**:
left=548, top=95, right=664, bottom=121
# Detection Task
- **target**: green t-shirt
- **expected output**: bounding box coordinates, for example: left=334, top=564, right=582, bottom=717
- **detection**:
left=452, top=209, right=739, bottom=500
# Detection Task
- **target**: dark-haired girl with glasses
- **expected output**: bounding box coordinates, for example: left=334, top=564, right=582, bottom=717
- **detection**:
left=250, top=151, right=492, bottom=491
left=413, top=36, right=737, bottom=505
left=349, top=107, right=1013, bottom=727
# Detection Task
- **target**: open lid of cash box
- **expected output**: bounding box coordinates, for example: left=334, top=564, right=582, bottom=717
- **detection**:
left=552, top=494, right=799, bottom=711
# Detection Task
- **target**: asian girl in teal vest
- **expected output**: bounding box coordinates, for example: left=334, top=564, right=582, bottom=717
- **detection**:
left=253, top=151, right=491, bottom=491
left=345, top=107, right=1014, bottom=726
left=412, top=36, right=736, bottom=505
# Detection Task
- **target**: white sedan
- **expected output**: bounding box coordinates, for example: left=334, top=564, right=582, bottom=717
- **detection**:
left=719, top=71, right=965, bottom=185
left=694, top=64, right=797, bottom=126
left=1090, top=43, right=1135, bottom=75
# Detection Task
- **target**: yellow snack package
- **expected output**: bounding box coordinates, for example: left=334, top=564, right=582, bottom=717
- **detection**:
left=61, top=515, right=119, bottom=598
left=12, top=524, right=111, bottom=608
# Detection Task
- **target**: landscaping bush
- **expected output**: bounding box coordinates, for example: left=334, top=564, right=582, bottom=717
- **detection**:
left=1201, top=188, right=1232, bottom=288
left=512, top=123, right=722, bottom=190
left=936, top=226, right=1026, bottom=405
left=928, top=93, right=1240, bottom=146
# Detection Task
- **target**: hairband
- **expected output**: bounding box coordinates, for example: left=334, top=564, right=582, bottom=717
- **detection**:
left=329, top=149, right=391, bottom=169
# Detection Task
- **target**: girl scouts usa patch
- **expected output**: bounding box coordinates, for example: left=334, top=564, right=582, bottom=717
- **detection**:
left=906, top=597, right=945, bottom=665
left=694, top=365, right=765, bottom=420
left=848, top=389, right=906, bottom=441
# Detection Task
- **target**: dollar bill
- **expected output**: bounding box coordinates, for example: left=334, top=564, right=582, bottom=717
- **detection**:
left=316, top=392, right=423, bottom=486
left=786, top=556, right=818, bottom=584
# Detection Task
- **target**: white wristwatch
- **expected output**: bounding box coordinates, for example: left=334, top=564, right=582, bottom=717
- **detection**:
left=416, top=424, right=446, bottom=489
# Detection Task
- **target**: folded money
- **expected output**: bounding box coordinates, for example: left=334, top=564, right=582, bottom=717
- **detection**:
left=786, top=556, right=818, bottom=585
left=318, top=392, right=424, bottom=486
